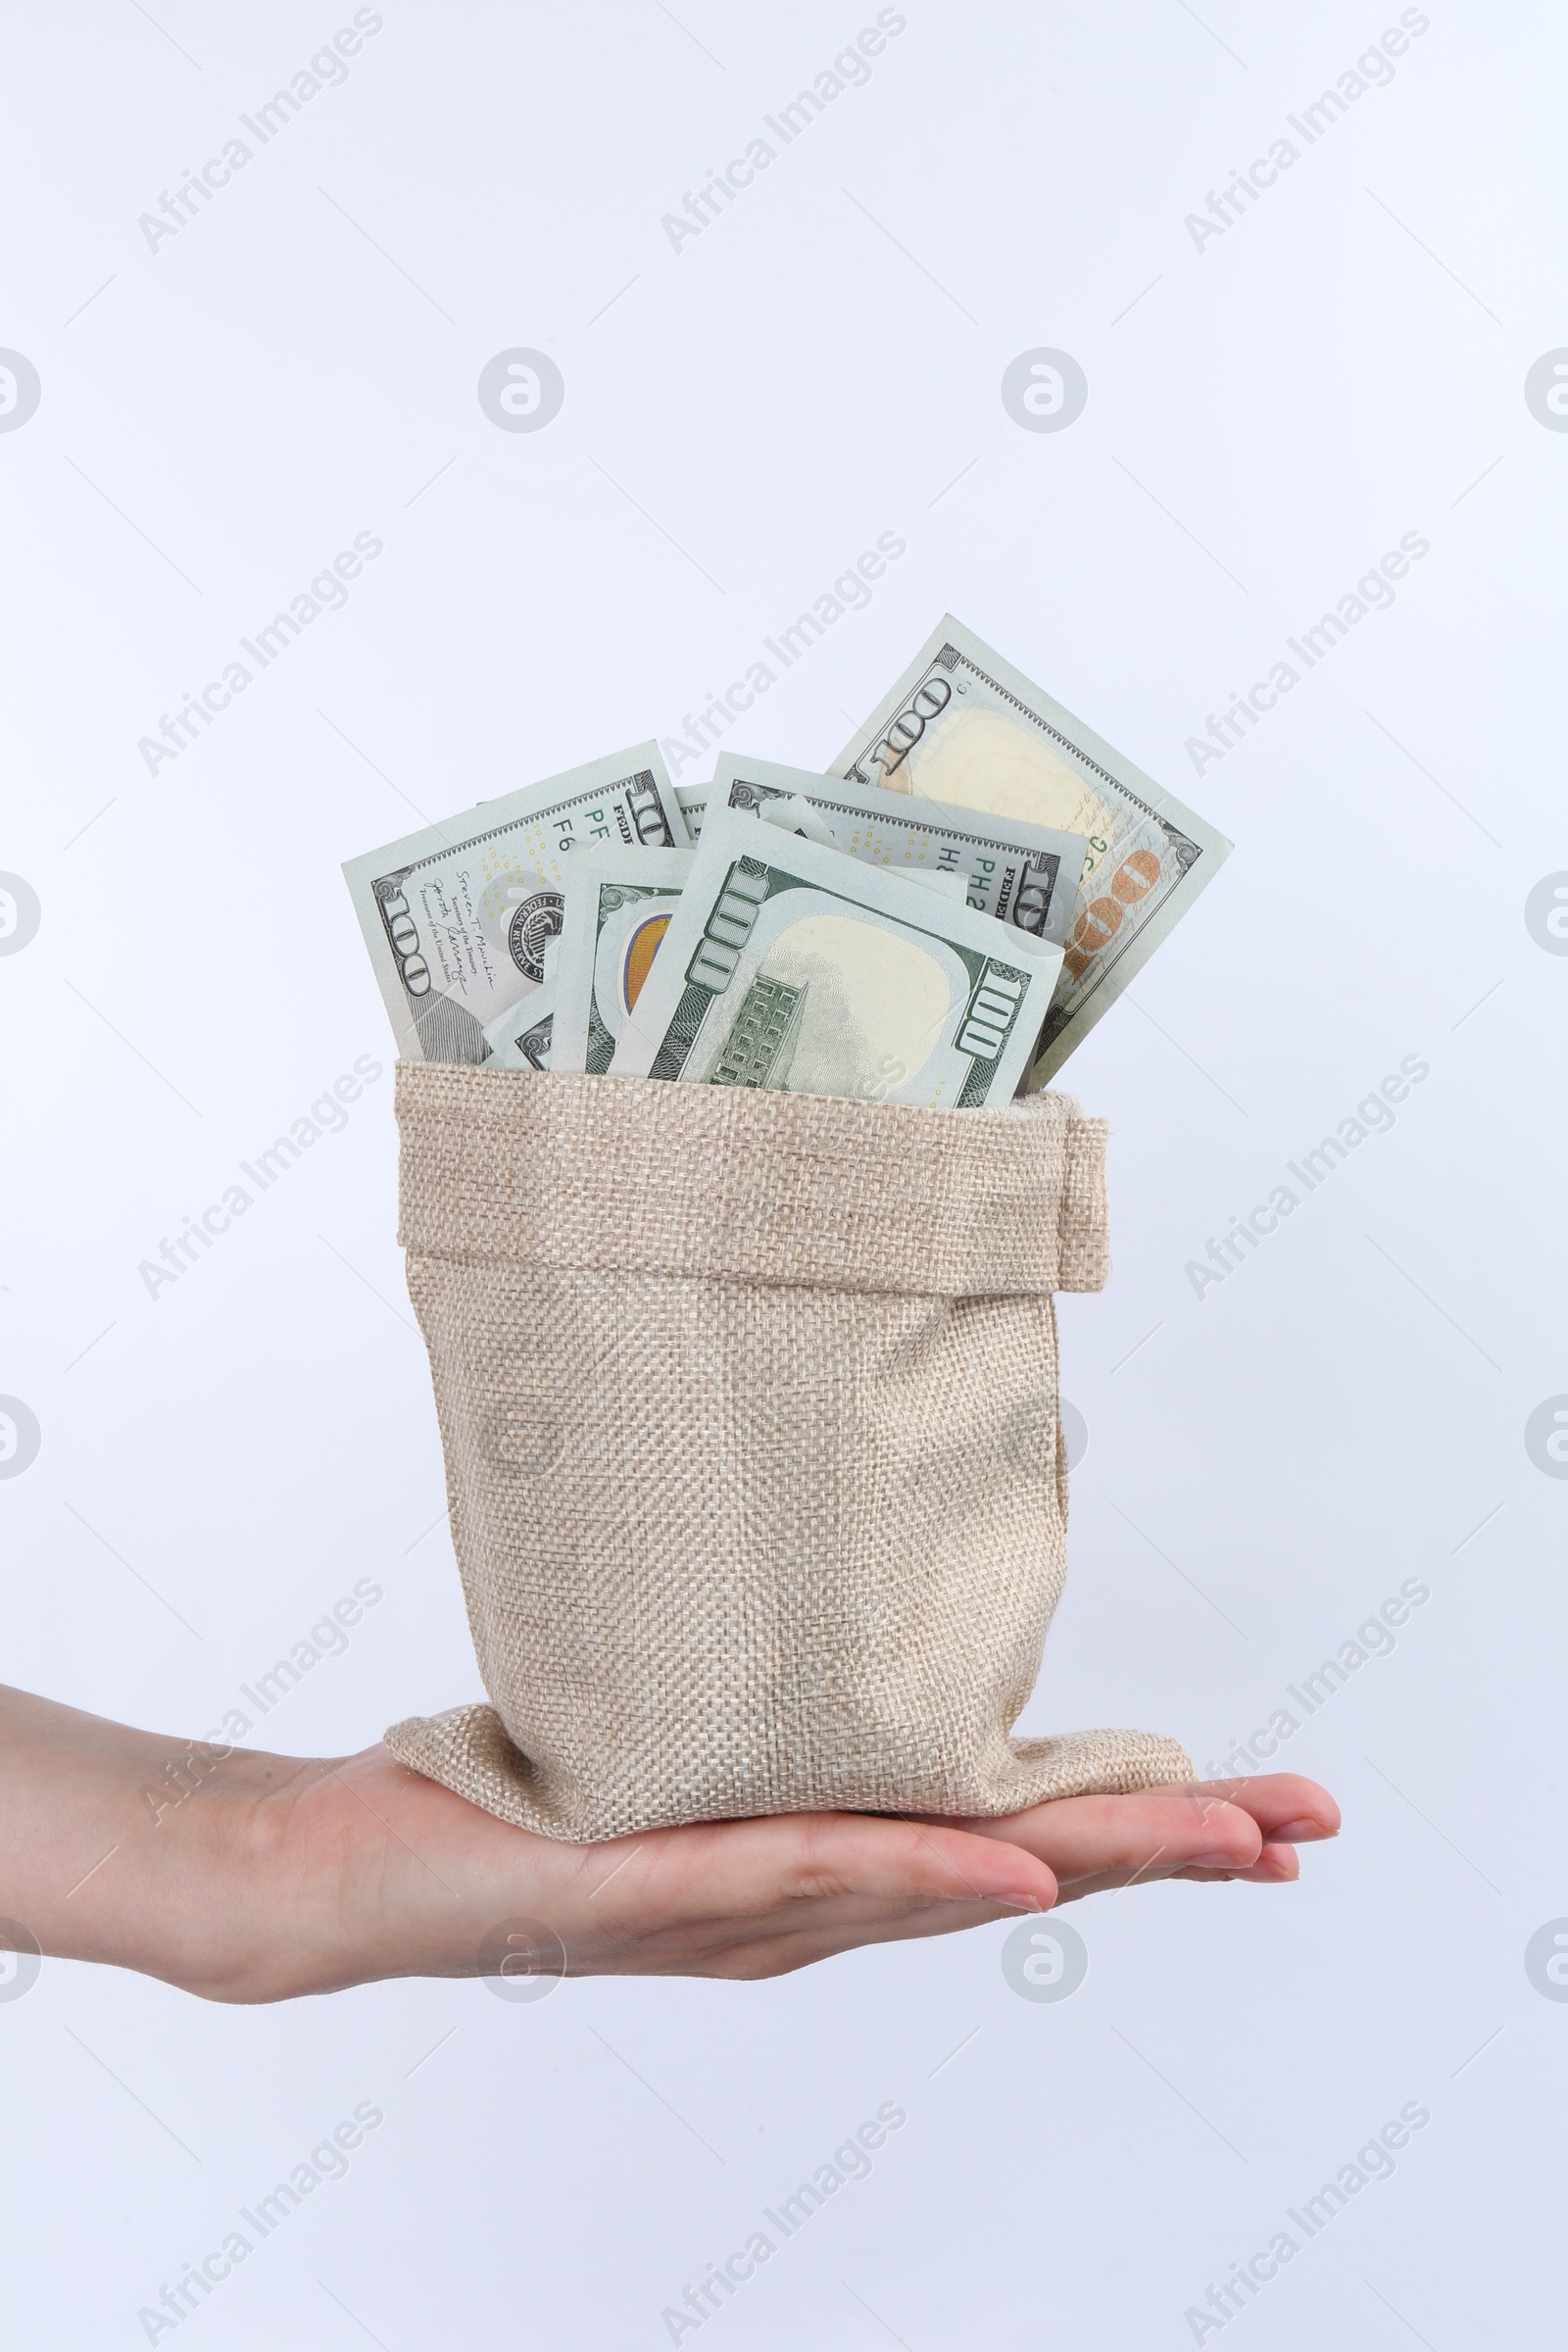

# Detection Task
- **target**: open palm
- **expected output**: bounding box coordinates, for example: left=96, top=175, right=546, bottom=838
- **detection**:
left=212, top=1744, right=1339, bottom=2001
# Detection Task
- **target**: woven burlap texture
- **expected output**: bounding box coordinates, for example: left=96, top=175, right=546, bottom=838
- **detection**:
left=384, top=1061, right=1193, bottom=1840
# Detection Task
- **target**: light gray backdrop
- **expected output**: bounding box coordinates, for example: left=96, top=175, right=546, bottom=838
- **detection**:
left=2, top=2, right=1562, bottom=2345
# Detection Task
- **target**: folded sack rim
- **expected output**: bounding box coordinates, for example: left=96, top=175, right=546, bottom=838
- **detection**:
left=392, top=1060, right=1111, bottom=1300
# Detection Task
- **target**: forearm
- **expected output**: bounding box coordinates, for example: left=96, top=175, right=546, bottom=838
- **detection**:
left=0, top=1684, right=326, bottom=1997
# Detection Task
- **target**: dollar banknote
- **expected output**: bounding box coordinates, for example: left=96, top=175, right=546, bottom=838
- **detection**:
left=708, top=752, right=1085, bottom=946
left=483, top=935, right=562, bottom=1070
left=612, top=807, right=1062, bottom=1108
left=550, top=846, right=695, bottom=1074
left=341, top=746, right=686, bottom=1063
left=831, top=617, right=1232, bottom=1087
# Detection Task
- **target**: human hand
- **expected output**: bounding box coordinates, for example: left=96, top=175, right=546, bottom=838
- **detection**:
left=1, top=1689, right=1337, bottom=2002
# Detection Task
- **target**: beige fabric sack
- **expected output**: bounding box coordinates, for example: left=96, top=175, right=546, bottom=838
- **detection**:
left=384, top=1061, right=1192, bottom=1841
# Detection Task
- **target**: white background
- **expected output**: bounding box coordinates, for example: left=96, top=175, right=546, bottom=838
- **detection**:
left=2, top=3, right=1564, bottom=2345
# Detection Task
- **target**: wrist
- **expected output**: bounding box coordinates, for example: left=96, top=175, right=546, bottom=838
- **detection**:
left=0, top=1686, right=338, bottom=2002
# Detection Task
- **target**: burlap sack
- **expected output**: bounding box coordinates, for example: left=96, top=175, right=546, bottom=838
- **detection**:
left=384, top=1062, right=1192, bottom=1840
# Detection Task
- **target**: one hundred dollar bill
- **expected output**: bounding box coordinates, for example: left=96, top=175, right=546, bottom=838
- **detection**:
left=830, top=617, right=1232, bottom=1086
left=683, top=783, right=1051, bottom=916
left=710, top=751, right=1085, bottom=946
left=612, top=807, right=1062, bottom=1109
left=342, top=745, right=685, bottom=1063
left=550, top=846, right=695, bottom=1074
left=483, top=935, right=562, bottom=1071
left=675, top=782, right=709, bottom=840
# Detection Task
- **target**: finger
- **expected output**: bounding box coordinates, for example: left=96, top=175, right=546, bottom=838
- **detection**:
left=588, top=1812, right=1058, bottom=1935
left=1173, top=1839, right=1300, bottom=1886
left=1049, top=1836, right=1304, bottom=1905
left=950, top=1790, right=1266, bottom=1882
left=582, top=1886, right=1014, bottom=1973
left=682, top=1897, right=1023, bottom=1981
left=1232, top=1840, right=1300, bottom=1883
left=1178, top=1776, right=1340, bottom=1840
